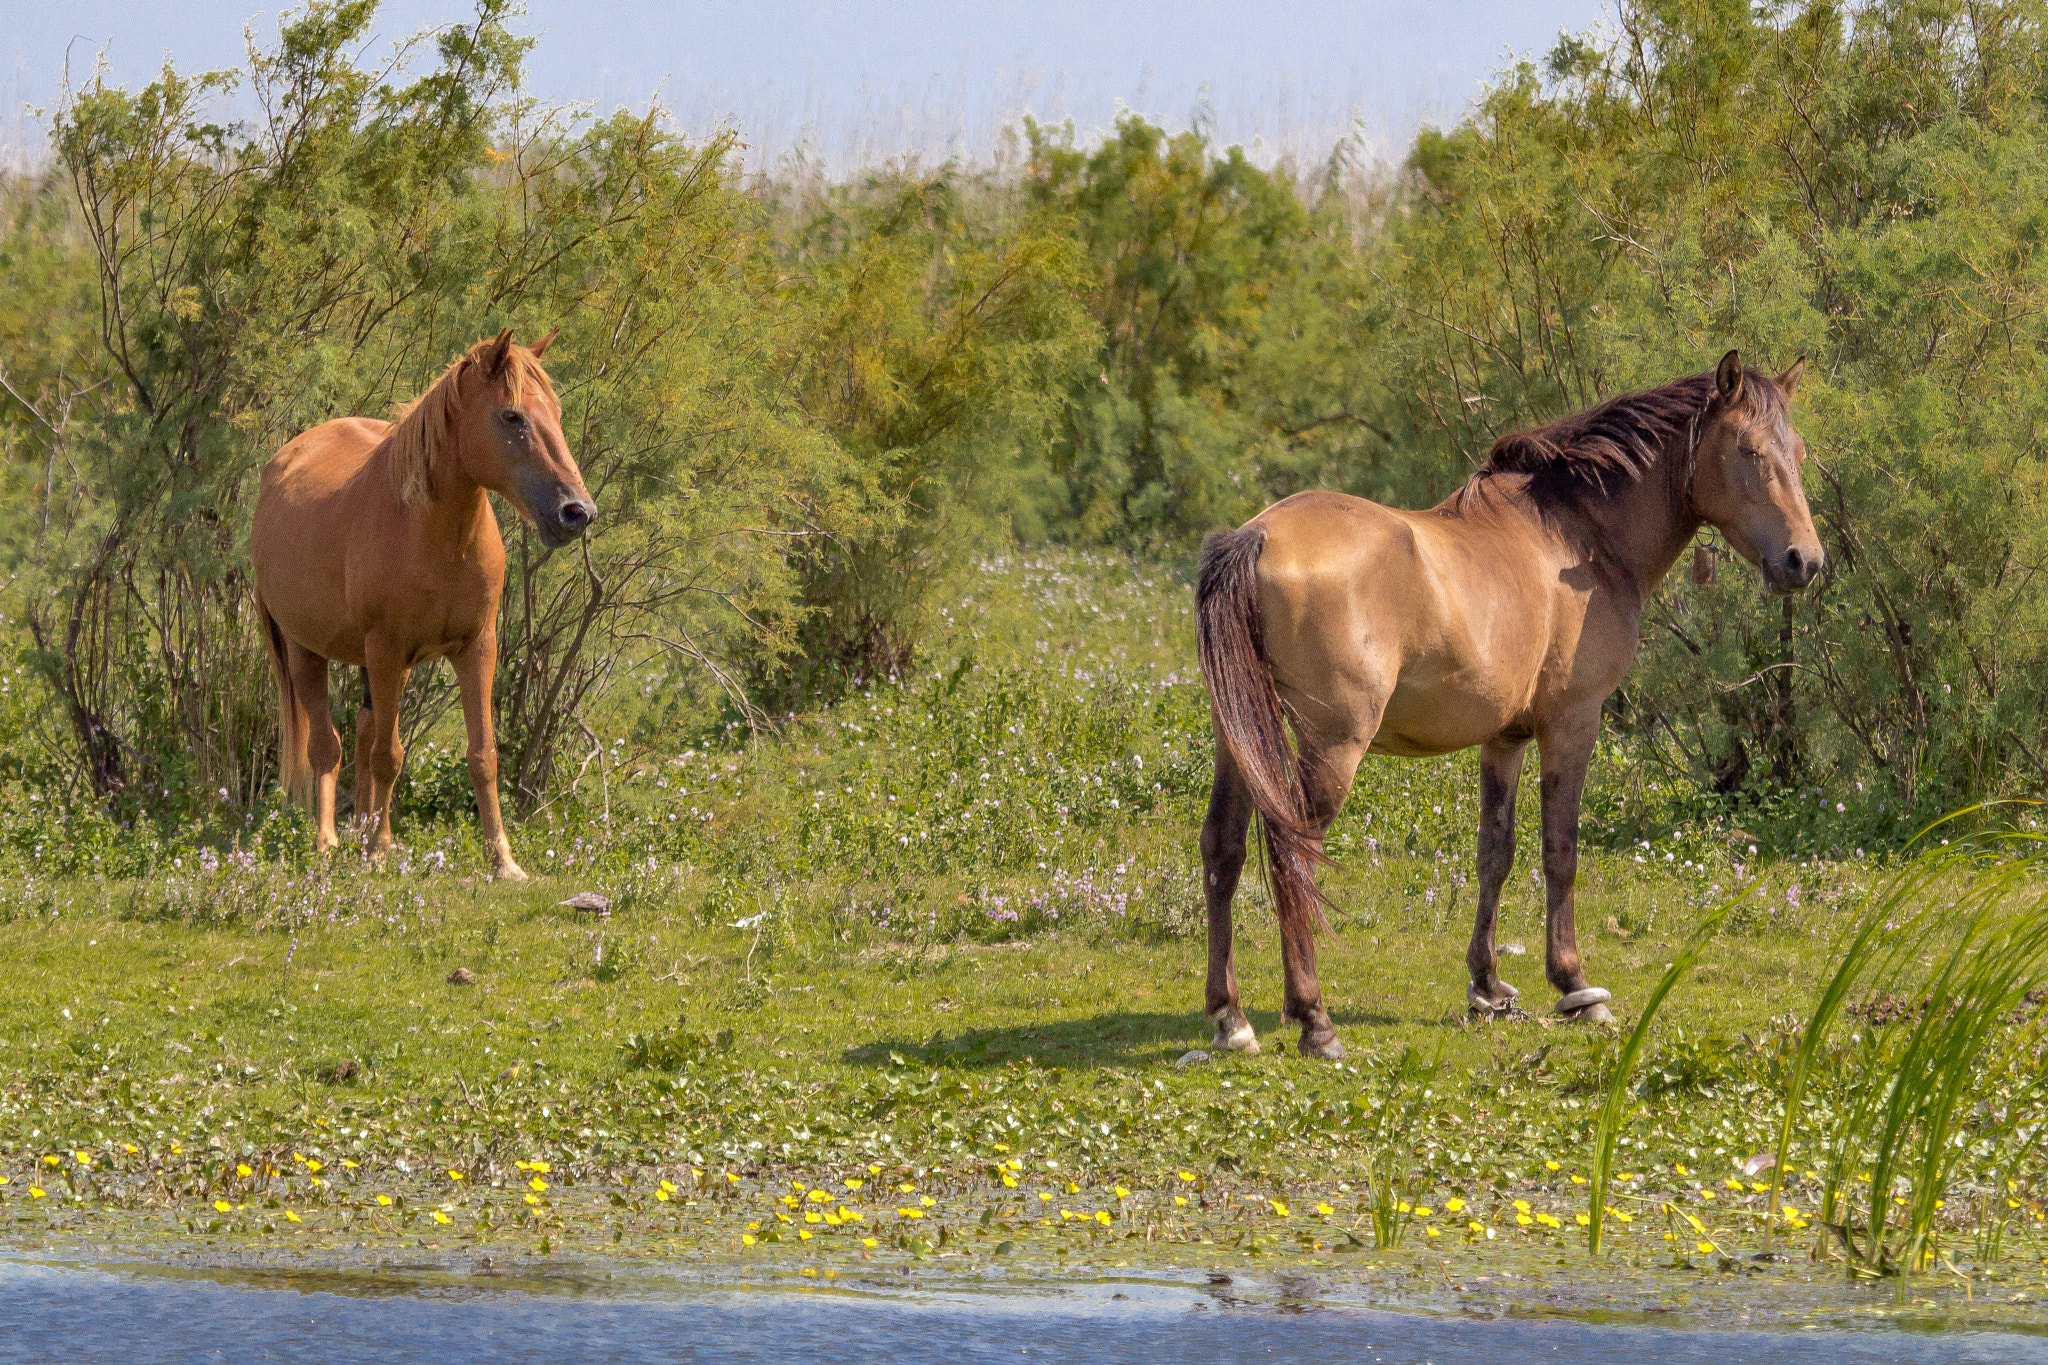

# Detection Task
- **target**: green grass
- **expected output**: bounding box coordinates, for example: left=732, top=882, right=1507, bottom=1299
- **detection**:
left=0, top=552, right=2043, bottom=1316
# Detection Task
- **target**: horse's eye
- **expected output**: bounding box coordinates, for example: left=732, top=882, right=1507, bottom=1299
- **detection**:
left=502, top=409, right=527, bottom=426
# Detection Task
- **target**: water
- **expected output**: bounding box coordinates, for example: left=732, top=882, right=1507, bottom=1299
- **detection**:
left=2, top=1257, right=2044, bottom=1364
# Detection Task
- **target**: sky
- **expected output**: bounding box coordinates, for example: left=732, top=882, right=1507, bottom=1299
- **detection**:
left=3, top=0, right=1607, bottom=172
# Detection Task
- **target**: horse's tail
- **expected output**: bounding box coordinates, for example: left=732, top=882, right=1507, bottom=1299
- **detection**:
left=1195, top=524, right=1333, bottom=944
left=258, top=596, right=312, bottom=809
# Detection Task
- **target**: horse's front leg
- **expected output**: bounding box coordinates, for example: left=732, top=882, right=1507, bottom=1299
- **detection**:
left=1202, top=748, right=1258, bottom=1053
left=1466, top=737, right=1528, bottom=1015
left=1537, top=711, right=1613, bottom=1023
left=455, top=630, right=526, bottom=881
left=361, top=644, right=411, bottom=858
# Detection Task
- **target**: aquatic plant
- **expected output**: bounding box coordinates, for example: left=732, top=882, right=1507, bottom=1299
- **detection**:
left=1764, top=814, right=2048, bottom=1281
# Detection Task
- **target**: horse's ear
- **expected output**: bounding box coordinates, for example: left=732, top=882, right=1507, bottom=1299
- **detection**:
left=1777, top=354, right=1806, bottom=395
left=1715, top=349, right=1745, bottom=403
left=529, top=327, right=559, bottom=358
left=483, top=328, right=515, bottom=380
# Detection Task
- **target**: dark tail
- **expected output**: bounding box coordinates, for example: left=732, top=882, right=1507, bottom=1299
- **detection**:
left=1196, top=525, right=1333, bottom=943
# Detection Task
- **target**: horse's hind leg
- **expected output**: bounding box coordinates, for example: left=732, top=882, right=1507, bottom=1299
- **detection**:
left=1202, top=748, right=1258, bottom=1053
left=1466, top=738, right=1529, bottom=1016
left=285, top=644, right=341, bottom=852
left=1284, top=738, right=1367, bottom=1060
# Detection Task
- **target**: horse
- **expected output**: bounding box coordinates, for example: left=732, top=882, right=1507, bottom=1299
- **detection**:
left=250, top=329, right=596, bottom=880
left=1194, top=351, right=1822, bottom=1059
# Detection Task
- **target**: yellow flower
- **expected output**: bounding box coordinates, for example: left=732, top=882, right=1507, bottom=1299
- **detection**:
left=808, top=1189, right=833, bottom=1203
left=1750, top=1182, right=1769, bottom=1193
left=305, top=1160, right=322, bottom=1174
left=524, top=1194, right=540, bottom=1206
left=1269, top=1200, right=1290, bottom=1217
left=1095, top=1210, right=1112, bottom=1226
left=376, top=1195, right=394, bottom=1207
left=1515, top=1214, right=1533, bottom=1226
left=920, top=1195, right=936, bottom=1208
left=1425, top=1226, right=1440, bottom=1238
left=1414, top=1206, right=1432, bottom=1217
left=124, top=1144, right=138, bottom=1154
left=1696, top=1240, right=1714, bottom=1253
left=310, top=1178, right=325, bottom=1189
left=660, top=1180, right=677, bottom=1194
left=842, top=1209, right=863, bottom=1222
left=1545, top=1161, right=1561, bottom=1172
left=447, top=1170, right=462, bottom=1181
left=1444, top=1197, right=1465, bottom=1213
left=1001, top=1173, right=1017, bottom=1188
left=1675, top=1163, right=1689, bottom=1176
left=726, top=1172, right=740, bottom=1184
left=1314, top=1203, right=1334, bottom=1217
left=214, top=1201, right=232, bottom=1213
left=799, top=1230, right=814, bottom=1241
left=1617, top=1173, right=1635, bottom=1182
left=42, top=1155, right=59, bottom=1167
left=29, top=1188, right=45, bottom=1199
left=1177, top=1171, right=1196, bottom=1182
left=1064, top=1181, right=1079, bottom=1195
left=1039, top=1192, right=1052, bottom=1202
left=861, top=1238, right=878, bottom=1249
left=530, top=1161, right=552, bottom=1174
left=656, top=1190, right=671, bottom=1203
left=342, top=1160, right=358, bottom=1171
left=169, top=1144, right=182, bottom=1155
left=823, top=1211, right=841, bottom=1226
left=868, top=1165, right=883, bottom=1175
left=1466, top=1220, right=1483, bottom=1234
left=1575, top=1214, right=1591, bottom=1226
left=805, top=1212, right=822, bottom=1224
left=844, top=1179, right=864, bottom=1191
left=898, top=1207, right=925, bottom=1219
left=432, top=1211, right=451, bottom=1225
left=1571, top=1176, right=1587, bottom=1185
left=529, top=1178, right=549, bottom=1192
left=741, top=1233, right=757, bottom=1246
left=1113, top=1186, right=1130, bottom=1199
left=1174, top=1196, right=1187, bottom=1207
left=898, top=1182, right=916, bottom=1194
left=1513, top=1199, right=1531, bottom=1213
left=236, top=1164, right=252, bottom=1178
left=1724, top=1178, right=1744, bottom=1191
left=993, top=1144, right=1009, bottom=1153
left=285, top=1210, right=301, bottom=1223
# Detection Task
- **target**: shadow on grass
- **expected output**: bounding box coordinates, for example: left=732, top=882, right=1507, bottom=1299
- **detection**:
left=842, top=1006, right=1401, bottom=1071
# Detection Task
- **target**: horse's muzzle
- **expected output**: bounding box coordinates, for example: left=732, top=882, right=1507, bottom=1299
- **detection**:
left=1766, top=544, right=1823, bottom=593
left=538, top=496, right=597, bottom=548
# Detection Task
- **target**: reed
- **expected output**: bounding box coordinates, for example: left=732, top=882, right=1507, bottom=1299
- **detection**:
left=1764, top=813, right=2048, bottom=1282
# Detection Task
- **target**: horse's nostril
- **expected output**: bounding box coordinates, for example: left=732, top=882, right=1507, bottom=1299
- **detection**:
left=560, top=501, right=590, bottom=528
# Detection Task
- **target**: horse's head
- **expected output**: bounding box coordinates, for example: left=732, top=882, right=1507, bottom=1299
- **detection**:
left=1689, top=350, right=1823, bottom=593
left=460, top=329, right=597, bottom=548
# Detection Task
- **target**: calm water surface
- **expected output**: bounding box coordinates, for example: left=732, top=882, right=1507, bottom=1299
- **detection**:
left=2, top=1256, right=2045, bottom=1364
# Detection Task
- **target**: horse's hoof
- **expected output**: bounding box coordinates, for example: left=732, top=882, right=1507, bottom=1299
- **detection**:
left=1468, top=982, right=1520, bottom=1015
left=1558, top=987, right=1614, bottom=1021
left=1210, top=1010, right=1260, bottom=1055
left=495, top=863, right=530, bottom=883
left=1299, top=1032, right=1346, bottom=1061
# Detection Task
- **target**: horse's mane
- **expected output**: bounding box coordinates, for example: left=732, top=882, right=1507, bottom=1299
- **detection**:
left=1465, top=369, right=1786, bottom=512
left=385, top=334, right=556, bottom=508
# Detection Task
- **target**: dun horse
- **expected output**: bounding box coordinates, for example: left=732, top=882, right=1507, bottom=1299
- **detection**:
left=251, top=330, right=596, bottom=879
left=1196, top=352, right=1821, bottom=1058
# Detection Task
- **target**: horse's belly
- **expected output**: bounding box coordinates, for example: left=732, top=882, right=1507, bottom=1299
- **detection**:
left=1371, top=666, right=1523, bottom=756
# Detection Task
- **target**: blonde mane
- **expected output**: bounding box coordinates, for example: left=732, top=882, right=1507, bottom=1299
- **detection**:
left=385, top=334, right=557, bottom=508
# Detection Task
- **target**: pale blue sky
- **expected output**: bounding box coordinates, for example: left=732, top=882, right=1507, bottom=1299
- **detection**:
left=4, top=1, right=1606, bottom=170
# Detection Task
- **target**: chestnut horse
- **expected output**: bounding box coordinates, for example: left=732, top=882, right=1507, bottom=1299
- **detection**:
left=1196, top=351, right=1822, bottom=1058
left=251, top=330, right=596, bottom=879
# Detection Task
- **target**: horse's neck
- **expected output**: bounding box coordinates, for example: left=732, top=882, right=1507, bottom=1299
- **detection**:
left=419, top=443, right=494, bottom=543
left=1582, top=447, right=1701, bottom=605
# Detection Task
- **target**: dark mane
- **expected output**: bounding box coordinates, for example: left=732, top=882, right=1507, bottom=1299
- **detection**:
left=1468, top=369, right=1787, bottom=511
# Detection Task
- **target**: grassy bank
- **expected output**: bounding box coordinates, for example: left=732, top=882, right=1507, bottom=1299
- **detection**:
left=0, top=554, right=2043, bottom=1316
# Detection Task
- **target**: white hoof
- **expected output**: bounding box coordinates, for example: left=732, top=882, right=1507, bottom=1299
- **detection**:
left=1209, top=1009, right=1260, bottom=1055
left=1469, top=981, right=1520, bottom=1014
left=1299, top=1033, right=1346, bottom=1061
left=1558, top=986, right=1613, bottom=1018
left=495, top=862, right=529, bottom=883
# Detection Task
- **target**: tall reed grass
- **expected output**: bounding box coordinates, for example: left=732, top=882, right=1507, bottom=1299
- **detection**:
left=1763, top=815, right=2048, bottom=1280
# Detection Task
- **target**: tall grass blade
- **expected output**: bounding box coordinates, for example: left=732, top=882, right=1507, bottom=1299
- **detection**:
left=1586, top=881, right=1757, bottom=1255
